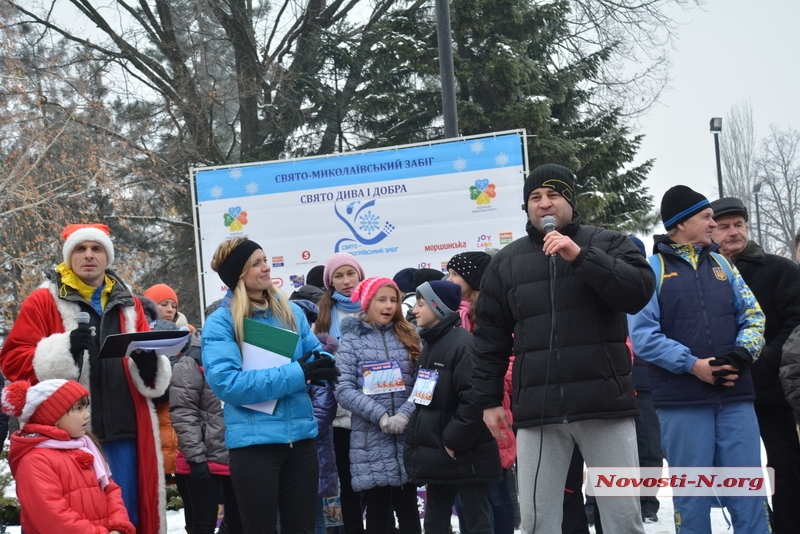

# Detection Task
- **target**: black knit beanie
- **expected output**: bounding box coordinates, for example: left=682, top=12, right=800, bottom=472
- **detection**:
left=413, top=268, right=445, bottom=289
left=447, top=251, right=492, bottom=292
left=306, top=265, right=325, bottom=289
left=661, top=186, right=711, bottom=231
left=522, top=164, right=576, bottom=208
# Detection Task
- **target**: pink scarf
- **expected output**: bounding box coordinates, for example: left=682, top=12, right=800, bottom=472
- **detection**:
left=36, top=435, right=111, bottom=489
left=457, top=300, right=473, bottom=332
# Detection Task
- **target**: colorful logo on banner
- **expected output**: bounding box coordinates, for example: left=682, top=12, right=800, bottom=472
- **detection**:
left=334, top=199, right=396, bottom=252
left=470, top=179, right=496, bottom=206
left=223, top=206, right=248, bottom=232
left=500, top=232, right=514, bottom=244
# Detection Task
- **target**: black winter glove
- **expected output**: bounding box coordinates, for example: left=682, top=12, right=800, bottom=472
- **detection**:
left=710, top=347, right=753, bottom=386
left=710, top=347, right=753, bottom=371
left=298, top=350, right=341, bottom=387
left=189, top=461, right=211, bottom=483
left=130, top=349, right=158, bottom=384
left=69, top=324, right=93, bottom=367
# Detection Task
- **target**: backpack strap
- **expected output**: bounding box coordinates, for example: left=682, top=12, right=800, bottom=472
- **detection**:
left=648, top=253, right=665, bottom=295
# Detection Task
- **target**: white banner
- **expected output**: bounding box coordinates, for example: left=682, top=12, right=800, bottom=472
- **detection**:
left=191, top=131, right=528, bottom=309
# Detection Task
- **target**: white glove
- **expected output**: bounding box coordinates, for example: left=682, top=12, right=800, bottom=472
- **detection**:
left=385, top=413, right=409, bottom=434
left=379, top=413, right=391, bottom=433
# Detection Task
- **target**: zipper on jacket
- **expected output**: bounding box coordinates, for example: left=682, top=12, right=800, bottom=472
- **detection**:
left=381, top=327, right=404, bottom=482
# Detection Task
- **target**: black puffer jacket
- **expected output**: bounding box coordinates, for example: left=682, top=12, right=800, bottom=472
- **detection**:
left=404, top=314, right=501, bottom=484
left=733, top=241, right=800, bottom=406
left=472, top=214, right=655, bottom=427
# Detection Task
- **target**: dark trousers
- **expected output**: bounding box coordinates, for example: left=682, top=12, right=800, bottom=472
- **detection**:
left=184, top=473, right=243, bottom=534
left=229, top=439, right=318, bottom=534
left=755, top=403, right=800, bottom=534
left=427, top=482, right=491, bottom=534
left=455, top=469, right=515, bottom=534
left=334, top=427, right=364, bottom=534
left=634, top=390, right=662, bottom=514
left=175, top=474, right=194, bottom=529
left=362, top=484, right=420, bottom=534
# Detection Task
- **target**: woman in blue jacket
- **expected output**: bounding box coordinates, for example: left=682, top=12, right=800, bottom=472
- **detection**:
left=203, top=237, right=339, bottom=534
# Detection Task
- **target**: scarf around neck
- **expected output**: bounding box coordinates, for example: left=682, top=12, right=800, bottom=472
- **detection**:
left=329, top=291, right=362, bottom=340
left=36, top=435, right=111, bottom=489
left=458, top=300, right=473, bottom=332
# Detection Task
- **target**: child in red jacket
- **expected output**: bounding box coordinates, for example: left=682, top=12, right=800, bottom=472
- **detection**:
left=3, top=379, right=135, bottom=534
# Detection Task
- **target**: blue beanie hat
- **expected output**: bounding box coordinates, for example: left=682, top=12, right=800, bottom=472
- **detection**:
left=416, top=281, right=461, bottom=321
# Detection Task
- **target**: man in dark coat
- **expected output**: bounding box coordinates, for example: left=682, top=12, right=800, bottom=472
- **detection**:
left=711, top=196, right=800, bottom=533
left=472, top=163, right=654, bottom=533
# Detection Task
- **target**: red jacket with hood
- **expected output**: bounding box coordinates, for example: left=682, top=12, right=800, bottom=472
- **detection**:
left=9, top=423, right=135, bottom=534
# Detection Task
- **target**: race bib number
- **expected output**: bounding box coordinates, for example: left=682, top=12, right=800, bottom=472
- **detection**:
left=362, top=360, right=405, bottom=395
left=409, top=368, right=438, bottom=405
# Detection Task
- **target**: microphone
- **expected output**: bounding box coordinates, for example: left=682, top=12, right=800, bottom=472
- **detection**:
left=542, top=215, right=556, bottom=234
left=76, top=311, right=96, bottom=337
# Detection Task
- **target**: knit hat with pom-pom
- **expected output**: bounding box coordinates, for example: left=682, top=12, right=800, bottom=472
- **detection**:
left=2, top=379, right=89, bottom=426
left=351, top=277, right=398, bottom=313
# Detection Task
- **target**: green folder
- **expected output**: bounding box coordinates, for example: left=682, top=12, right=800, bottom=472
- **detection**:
left=243, top=317, right=299, bottom=355
left=241, top=318, right=299, bottom=414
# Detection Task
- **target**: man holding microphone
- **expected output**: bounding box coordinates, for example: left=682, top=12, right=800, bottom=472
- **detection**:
left=472, top=164, right=655, bottom=533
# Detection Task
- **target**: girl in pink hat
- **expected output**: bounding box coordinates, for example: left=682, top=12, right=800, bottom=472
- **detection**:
left=314, top=252, right=367, bottom=534
left=334, top=277, right=421, bottom=534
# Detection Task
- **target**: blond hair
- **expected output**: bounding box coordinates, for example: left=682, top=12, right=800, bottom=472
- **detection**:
left=210, top=237, right=297, bottom=346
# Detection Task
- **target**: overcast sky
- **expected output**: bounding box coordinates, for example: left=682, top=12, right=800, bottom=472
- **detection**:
left=635, top=0, right=800, bottom=216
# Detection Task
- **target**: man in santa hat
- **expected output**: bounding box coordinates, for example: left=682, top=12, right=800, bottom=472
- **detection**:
left=0, top=223, right=170, bottom=534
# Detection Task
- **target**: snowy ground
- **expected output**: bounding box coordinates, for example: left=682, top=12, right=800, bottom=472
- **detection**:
left=159, top=491, right=734, bottom=534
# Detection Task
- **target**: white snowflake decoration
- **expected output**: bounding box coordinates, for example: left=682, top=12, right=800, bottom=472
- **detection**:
left=210, top=185, right=224, bottom=199
left=229, top=167, right=243, bottom=180
left=453, top=158, right=468, bottom=172
left=245, top=181, right=259, bottom=195
left=470, top=140, right=485, bottom=154
left=495, top=152, right=510, bottom=167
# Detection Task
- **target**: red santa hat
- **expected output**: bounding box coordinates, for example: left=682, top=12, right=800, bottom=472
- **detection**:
left=61, top=223, right=115, bottom=267
left=2, top=379, right=89, bottom=426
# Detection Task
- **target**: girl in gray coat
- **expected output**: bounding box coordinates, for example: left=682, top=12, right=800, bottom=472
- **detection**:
left=334, top=277, right=421, bottom=534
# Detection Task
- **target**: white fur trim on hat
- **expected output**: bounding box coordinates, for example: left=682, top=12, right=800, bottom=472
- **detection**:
left=19, top=379, right=69, bottom=425
left=62, top=227, right=115, bottom=267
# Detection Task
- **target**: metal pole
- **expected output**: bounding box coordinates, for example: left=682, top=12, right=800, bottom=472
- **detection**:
left=435, top=0, right=458, bottom=138
left=713, top=132, right=724, bottom=198
left=755, top=192, right=763, bottom=245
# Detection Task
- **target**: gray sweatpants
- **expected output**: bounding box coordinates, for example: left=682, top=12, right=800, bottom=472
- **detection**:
left=517, top=418, right=645, bottom=534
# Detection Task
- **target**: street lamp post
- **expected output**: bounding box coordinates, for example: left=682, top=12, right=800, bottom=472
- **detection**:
left=710, top=118, right=723, bottom=198
left=435, top=0, right=458, bottom=138
left=753, top=181, right=763, bottom=245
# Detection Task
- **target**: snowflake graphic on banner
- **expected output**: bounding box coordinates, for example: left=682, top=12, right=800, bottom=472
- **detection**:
left=229, top=167, right=243, bottom=180
left=453, top=158, right=468, bottom=172
left=245, top=181, right=258, bottom=195
left=223, top=206, right=248, bottom=232
left=470, top=140, right=485, bottom=154
left=359, top=211, right=381, bottom=235
left=495, top=152, right=509, bottom=167
left=210, top=186, right=224, bottom=199
left=469, top=179, right=497, bottom=206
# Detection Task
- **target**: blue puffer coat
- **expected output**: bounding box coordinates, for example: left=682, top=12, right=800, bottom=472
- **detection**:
left=202, top=301, right=323, bottom=450
left=334, top=317, right=418, bottom=492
